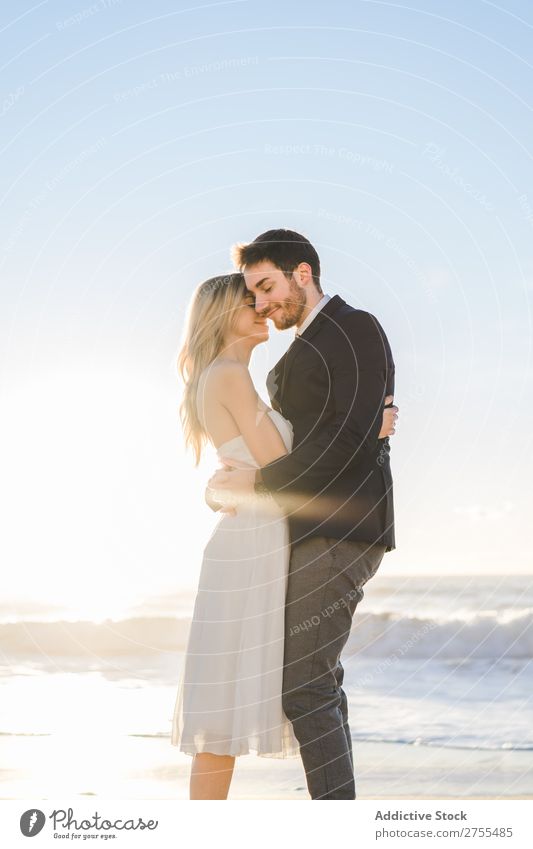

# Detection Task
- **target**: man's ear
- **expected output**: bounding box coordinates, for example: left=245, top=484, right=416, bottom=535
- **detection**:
left=293, top=262, right=313, bottom=288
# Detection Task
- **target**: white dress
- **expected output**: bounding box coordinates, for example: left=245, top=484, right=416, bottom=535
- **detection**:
left=171, top=406, right=300, bottom=758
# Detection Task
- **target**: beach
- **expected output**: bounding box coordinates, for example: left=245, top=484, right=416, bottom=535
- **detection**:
left=1, top=734, right=532, bottom=800
left=1, top=574, right=532, bottom=800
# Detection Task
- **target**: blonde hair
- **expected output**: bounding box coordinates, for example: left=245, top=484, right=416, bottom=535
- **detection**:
left=177, top=273, right=248, bottom=464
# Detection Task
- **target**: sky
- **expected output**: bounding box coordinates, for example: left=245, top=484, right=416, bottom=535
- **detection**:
left=0, top=0, right=532, bottom=615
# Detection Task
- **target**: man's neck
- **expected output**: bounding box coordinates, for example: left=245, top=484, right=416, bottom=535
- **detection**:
left=296, top=290, right=324, bottom=330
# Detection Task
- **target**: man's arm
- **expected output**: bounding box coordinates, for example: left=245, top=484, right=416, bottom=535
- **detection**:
left=260, top=311, right=394, bottom=494
left=254, top=391, right=397, bottom=491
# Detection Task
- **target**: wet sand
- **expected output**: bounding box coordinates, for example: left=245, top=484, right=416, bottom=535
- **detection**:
left=1, top=734, right=532, bottom=800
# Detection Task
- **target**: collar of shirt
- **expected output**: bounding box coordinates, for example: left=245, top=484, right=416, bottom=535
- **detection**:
left=295, top=293, right=331, bottom=337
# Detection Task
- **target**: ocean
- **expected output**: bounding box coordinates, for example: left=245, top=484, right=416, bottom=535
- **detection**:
left=2, top=574, right=532, bottom=758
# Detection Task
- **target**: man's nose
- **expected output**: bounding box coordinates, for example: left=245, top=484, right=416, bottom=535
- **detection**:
left=254, top=297, right=268, bottom=315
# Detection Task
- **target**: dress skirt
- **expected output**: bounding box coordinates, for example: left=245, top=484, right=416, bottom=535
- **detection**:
left=171, top=498, right=299, bottom=758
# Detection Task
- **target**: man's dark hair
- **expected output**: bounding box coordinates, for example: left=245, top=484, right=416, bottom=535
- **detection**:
left=232, top=229, right=322, bottom=293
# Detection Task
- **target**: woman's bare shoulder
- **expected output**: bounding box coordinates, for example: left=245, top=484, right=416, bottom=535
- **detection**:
left=199, top=359, right=252, bottom=394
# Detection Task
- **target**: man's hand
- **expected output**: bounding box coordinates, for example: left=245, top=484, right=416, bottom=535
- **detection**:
left=205, top=487, right=237, bottom=515
left=204, top=486, right=221, bottom=512
left=204, top=463, right=237, bottom=515
left=379, top=395, right=398, bottom=438
left=205, top=487, right=237, bottom=516
left=208, top=467, right=256, bottom=495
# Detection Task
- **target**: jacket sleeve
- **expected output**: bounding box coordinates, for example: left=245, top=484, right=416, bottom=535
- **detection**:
left=260, top=311, right=394, bottom=494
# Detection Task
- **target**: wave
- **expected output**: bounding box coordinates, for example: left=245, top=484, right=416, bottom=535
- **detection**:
left=0, top=617, right=191, bottom=657
left=122, top=731, right=533, bottom=751
left=349, top=732, right=533, bottom=751
left=345, top=608, right=533, bottom=659
left=0, top=728, right=526, bottom=750
left=1, top=609, right=532, bottom=659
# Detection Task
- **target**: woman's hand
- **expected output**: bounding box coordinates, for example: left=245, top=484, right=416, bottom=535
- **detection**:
left=378, top=395, right=399, bottom=438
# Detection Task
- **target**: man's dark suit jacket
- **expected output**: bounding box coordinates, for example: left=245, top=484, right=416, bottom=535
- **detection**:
left=261, top=294, right=396, bottom=552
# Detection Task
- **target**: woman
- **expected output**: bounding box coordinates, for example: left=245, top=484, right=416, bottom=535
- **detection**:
left=171, top=272, right=395, bottom=799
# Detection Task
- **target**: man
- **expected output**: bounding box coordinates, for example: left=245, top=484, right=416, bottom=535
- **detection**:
left=210, top=229, right=396, bottom=799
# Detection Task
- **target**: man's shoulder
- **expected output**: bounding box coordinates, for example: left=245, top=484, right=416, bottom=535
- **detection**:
left=325, top=297, right=381, bottom=333
left=322, top=299, right=392, bottom=363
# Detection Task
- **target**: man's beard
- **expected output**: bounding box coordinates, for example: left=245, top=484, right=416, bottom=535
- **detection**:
left=271, top=276, right=307, bottom=329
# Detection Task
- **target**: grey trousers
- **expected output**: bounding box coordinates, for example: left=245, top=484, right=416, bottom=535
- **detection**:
left=282, top=536, right=386, bottom=800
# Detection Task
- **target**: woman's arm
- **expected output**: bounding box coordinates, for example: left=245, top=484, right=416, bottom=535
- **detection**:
left=213, top=361, right=288, bottom=467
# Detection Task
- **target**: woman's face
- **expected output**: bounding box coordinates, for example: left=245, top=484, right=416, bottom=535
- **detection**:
left=230, top=291, right=269, bottom=345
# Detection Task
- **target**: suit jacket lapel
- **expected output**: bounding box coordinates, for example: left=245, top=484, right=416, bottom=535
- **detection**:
left=266, top=360, right=284, bottom=411
left=267, top=295, right=345, bottom=409
left=279, top=336, right=304, bottom=401
left=279, top=296, right=345, bottom=399
left=267, top=337, right=299, bottom=410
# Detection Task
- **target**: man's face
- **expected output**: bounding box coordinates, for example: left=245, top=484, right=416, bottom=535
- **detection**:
left=243, top=260, right=307, bottom=330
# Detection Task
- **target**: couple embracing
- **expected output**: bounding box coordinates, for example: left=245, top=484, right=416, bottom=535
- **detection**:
left=171, top=229, right=397, bottom=800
